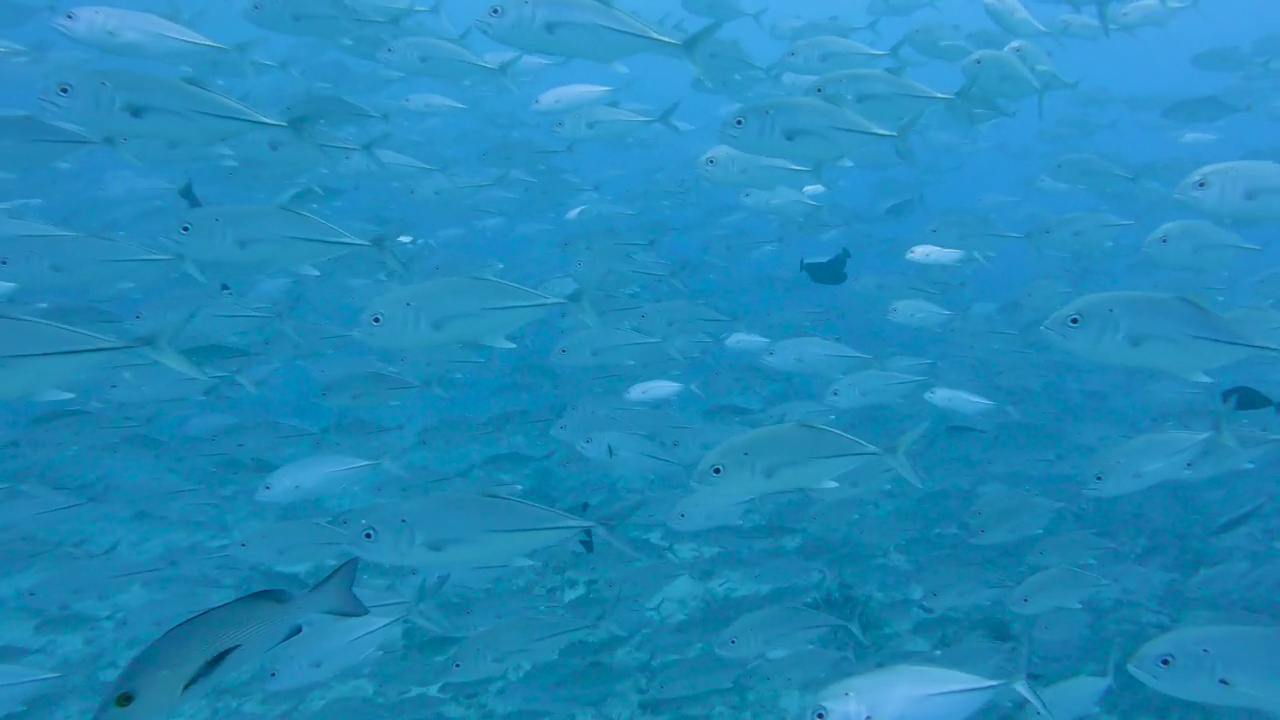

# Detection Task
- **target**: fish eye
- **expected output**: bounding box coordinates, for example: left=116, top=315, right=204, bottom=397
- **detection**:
left=1093, top=473, right=1104, bottom=483
left=64, top=11, right=76, bottom=20
left=705, top=156, right=716, bottom=165
left=1158, top=653, right=1175, bottom=668
left=1159, top=236, right=1168, bottom=244
left=975, top=58, right=983, bottom=65
left=114, top=691, right=136, bottom=708
left=453, top=661, right=463, bottom=669
left=1195, top=178, right=1207, bottom=189
left=811, top=707, right=827, bottom=720
left=488, top=4, right=503, bottom=16
left=732, top=116, right=745, bottom=128
left=369, top=312, right=384, bottom=326
left=709, top=463, right=725, bottom=476
left=558, top=346, right=568, bottom=354
left=728, top=637, right=737, bottom=644
left=1066, top=313, right=1082, bottom=327
left=179, top=223, right=191, bottom=234
left=56, top=83, right=72, bottom=96
left=361, top=528, right=377, bottom=541
left=815, top=85, right=824, bottom=94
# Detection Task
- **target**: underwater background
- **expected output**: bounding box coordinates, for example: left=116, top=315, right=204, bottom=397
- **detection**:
left=2, top=0, right=1280, bottom=719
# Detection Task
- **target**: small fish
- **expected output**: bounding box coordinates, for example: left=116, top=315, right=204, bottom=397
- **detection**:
left=924, top=387, right=1000, bottom=416
left=800, top=248, right=852, bottom=286
left=713, top=605, right=863, bottom=660
left=623, top=379, right=695, bottom=403
left=1006, top=566, right=1112, bottom=615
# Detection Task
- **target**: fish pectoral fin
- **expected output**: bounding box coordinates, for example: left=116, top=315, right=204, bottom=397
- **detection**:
left=182, top=645, right=242, bottom=693
left=268, top=624, right=305, bottom=651
left=477, top=336, right=516, bottom=349
left=1186, top=332, right=1280, bottom=353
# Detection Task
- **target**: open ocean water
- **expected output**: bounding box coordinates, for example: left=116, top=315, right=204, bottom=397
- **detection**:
left=1, top=0, right=1280, bottom=719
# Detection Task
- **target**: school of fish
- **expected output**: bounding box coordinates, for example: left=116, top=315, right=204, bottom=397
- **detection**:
left=0, top=0, right=1279, bottom=718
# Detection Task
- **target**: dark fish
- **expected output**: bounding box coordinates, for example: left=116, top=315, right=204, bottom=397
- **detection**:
left=1221, top=385, right=1274, bottom=412
left=800, top=247, right=851, bottom=286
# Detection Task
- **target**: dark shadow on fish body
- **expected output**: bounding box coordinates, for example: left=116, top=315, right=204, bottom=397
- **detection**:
left=1221, top=385, right=1275, bottom=412
left=800, top=247, right=852, bottom=286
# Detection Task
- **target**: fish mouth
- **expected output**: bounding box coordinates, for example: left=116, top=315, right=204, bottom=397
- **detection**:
left=1039, top=324, right=1061, bottom=339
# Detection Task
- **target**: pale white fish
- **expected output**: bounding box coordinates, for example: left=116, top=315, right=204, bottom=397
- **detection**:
left=255, top=454, right=404, bottom=504
left=531, top=83, right=617, bottom=113
left=623, top=379, right=699, bottom=403
left=824, top=370, right=928, bottom=410
left=924, top=387, right=1001, bottom=416
left=888, top=298, right=956, bottom=328
left=722, top=331, right=772, bottom=352
left=812, top=663, right=1054, bottom=720
left=982, top=0, right=1050, bottom=36
left=904, top=244, right=979, bottom=266
left=397, top=92, right=468, bottom=114
left=1005, top=566, right=1112, bottom=615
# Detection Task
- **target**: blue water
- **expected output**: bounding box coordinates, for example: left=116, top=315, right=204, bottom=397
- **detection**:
left=1, top=0, right=1279, bottom=718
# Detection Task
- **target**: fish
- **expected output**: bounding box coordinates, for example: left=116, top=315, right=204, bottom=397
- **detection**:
left=801, top=248, right=852, bottom=286
left=1041, top=291, right=1279, bottom=382
left=359, top=276, right=567, bottom=349
left=329, top=492, right=622, bottom=569
left=1129, top=625, right=1280, bottom=713
left=94, top=559, right=368, bottom=720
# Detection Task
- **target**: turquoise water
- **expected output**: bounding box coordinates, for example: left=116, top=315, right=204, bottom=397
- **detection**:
left=1, top=1, right=1279, bottom=719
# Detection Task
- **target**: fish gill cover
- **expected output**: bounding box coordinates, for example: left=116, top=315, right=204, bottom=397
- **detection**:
left=0, top=0, right=1278, bottom=718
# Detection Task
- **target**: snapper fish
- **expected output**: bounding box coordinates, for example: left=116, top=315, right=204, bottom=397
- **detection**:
left=94, top=560, right=368, bottom=720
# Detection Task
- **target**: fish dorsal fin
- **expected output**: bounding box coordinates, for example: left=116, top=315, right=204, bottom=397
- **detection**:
left=181, top=645, right=241, bottom=693
left=242, top=588, right=293, bottom=603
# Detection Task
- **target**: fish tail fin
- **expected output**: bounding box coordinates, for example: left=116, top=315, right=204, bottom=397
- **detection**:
left=884, top=420, right=929, bottom=488
left=893, top=113, right=923, bottom=164
left=681, top=20, right=723, bottom=59
left=1003, top=638, right=1056, bottom=719
left=655, top=101, right=683, bottom=132
left=1212, top=411, right=1242, bottom=450
left=306, top=558, right=370, bottom=617
left=864, top=16, right=885, bottom=39
left=496, top=53, right=525, bottom=90
left=141, top=310, right=207, bottom=380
